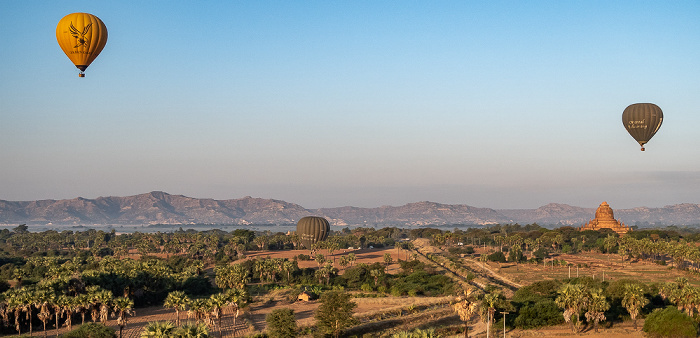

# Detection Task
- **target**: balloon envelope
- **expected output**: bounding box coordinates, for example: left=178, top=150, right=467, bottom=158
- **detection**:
left=296, top=216, right=330, bottom=249
left=622, top=103, right=663, bottom=151
left=56, top=13, right=108, bottom=76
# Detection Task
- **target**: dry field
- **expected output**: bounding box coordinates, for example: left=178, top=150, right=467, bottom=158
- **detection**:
left=244, top=247, right=405, bottom=274
left=481, top=250, right=700, bottom=286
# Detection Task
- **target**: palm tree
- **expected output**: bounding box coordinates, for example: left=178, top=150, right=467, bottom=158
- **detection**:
left=555, top=283, right=587, bottom=333
left=56, top=294, right=77, bottom=332
left=662, top=279, right=699, bottom=317
left=622, top=284, right=648, bottom=330
left=370, top=269, right=383, bottom=287
left=314, top=254, right=326, bottom=268
left=34, top=288, right=54, bottom=337
left=225, top=288, right=247, bottom=336
left=453, top=287, right=479, bottom=338
left=175, top=322, right=209, bottom=338
left=480, top=291, right=500, bottom=338
left=112, top=297, right=135, bottom=338
left=75, top=293, right=91, bottom=325
left=187, top=298, right=211, bottom=325
left=97, top=290, right=114, bottom=325
left=21, top=287, right=37, bottom=336
left=208, top=293, right=228, bottom=338
left=165, top=291, right=190, bottom=327
left=5, top=289, right=25, bottom=335
left=347, top=253, right=357, bottom=267
left=281, top=259, right=297, bottom=284
left=141, top=321, right=176, bottom=337
left=339, top=256, right=349, bottom=270
left=584, top=288, right=609, bottom=333
left=87, top=285, right=103, bottom=323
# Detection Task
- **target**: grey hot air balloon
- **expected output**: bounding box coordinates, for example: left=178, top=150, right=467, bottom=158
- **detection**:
left=622, top=103, right=663, bottom=151
left=296, top=216, right=330, bottom=249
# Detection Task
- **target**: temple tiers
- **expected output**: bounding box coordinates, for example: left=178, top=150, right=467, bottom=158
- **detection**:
left=579, top=201, right=631, bottom=235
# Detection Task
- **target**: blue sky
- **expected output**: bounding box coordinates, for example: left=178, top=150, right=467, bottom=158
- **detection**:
left=1, top=1, right=699, bottom=209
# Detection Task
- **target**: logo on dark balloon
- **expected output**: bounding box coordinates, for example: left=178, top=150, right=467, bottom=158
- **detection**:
left=69, top=22, right=92, bottom=48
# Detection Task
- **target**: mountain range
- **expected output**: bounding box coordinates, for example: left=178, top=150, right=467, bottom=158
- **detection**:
left=1, top=191, right=699, bottom=227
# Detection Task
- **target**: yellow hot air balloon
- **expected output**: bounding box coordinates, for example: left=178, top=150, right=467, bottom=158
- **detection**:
left=56, top=13, right=108, bottom=77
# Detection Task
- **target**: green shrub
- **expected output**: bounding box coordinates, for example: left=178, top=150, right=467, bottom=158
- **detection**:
left=513, top=300, right=564, bottom=329
left=266, top=308, right=297, bottom=338
left=390, top=286, right=402, bottom=297
left=487, top=251, right=506, bottom=263
left=533, top=248, right=548, bottom=261
left=643, top=306, right=698, bottom=338
left=61, top=322, right=117, bottom=338
left=296, top=254, right=311, bottom=261
left=508, top=249, right=525, bottom=263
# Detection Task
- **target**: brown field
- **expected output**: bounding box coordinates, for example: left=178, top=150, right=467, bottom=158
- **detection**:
left=478, top=249, right=700, bottom=286
left=244, top=247, right=406, bottom=274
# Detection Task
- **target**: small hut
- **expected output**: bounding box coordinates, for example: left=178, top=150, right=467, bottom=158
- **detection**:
left=297, top=290, right=316, bottom=302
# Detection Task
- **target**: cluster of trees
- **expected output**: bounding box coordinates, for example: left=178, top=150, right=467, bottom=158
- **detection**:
left=161, top=288, right=247, bottom=337
left=0, top=284, right=134, bottom=337
left=3, top=222, right=700, bottom=337
left=451, top=276, right=700, bottom=338
left=425, top=223, right=700, bottom=275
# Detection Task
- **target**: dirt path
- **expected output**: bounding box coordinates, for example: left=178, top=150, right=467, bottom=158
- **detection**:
left=411, top=239, right=519, bottom=297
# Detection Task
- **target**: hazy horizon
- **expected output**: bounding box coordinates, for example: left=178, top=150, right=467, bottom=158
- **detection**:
left=2, top=2, right=699, bottom=210
left=1, top=189, right=697, bottom=211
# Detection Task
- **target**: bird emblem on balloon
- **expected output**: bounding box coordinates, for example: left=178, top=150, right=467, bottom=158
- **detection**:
left=69, top=22, right=92, bottom=48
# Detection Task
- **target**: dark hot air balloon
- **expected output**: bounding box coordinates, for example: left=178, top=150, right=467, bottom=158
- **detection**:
left=56, top=13, right=108, bottom=77
left=622, top=103, right=663, bottom=151
left=296, top=216, right=330, bottom=249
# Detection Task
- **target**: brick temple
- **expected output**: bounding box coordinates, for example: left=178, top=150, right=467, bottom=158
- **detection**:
left=579, top=201, right=631, bottom=235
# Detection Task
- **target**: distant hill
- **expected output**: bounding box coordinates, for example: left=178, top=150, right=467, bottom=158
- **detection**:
left=0, top=192, right=699, bottom=227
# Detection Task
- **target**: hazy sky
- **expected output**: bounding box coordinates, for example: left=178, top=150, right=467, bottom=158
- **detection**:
left=1, top=1, right=699, bottom=209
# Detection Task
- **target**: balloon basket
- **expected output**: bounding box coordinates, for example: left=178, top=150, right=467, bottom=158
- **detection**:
left=78, top=73, right=85, bottom=78
left=640, top=147, right=645, bottom=151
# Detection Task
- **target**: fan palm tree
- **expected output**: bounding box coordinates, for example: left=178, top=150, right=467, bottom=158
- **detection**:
left=54, top=295, right=73, bottom=332
left=347, top=253, right=357, bottom=267
left=5, top=289, right=26, bottom=335
left=584, top=289, right=609, bottom=333
left=555, top=283, right=587, bottom=333
left=175, top=322, right=209, bottom=338
left=86, top=285, right=103, bottom=323
left=112, top=296, right=135, bottom=338
left=34, top=288, right=54, bottom=337
left=187, top=298, right=211, bottom=325
left=98, top=290, right=114, bottom=325
left=453, top=287, right=479, bottom=338
left=75, top=293, right=91, bottom=325
left=21, top=287, right=37, bottom=336
left=480, top=291, right=500, bottom=338
left=208, top=293, right=228, bottom=338
left=282, top=259, right=297, bottom=284
left=225, top=288, right=247, bottom=336
left=164, top=291, right=190, bottom=327
left=141, top=321, right=175, bottom=338
left=622, top=284, right=648, bottom=330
